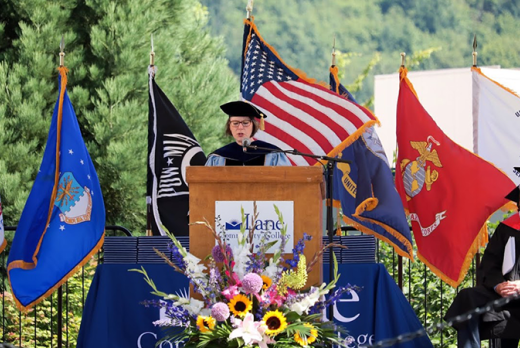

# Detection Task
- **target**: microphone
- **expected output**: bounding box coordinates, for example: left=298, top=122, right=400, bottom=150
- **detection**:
left=242, top=138, right=252, bottom=152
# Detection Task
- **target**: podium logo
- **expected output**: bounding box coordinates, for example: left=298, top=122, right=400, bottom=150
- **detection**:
left=225, top=220, right=242, bottom=230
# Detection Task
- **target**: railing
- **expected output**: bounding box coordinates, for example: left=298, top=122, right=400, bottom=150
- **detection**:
left=0, top=226, right=131, bottom=348
left=0, top=226, right=486, bottom=348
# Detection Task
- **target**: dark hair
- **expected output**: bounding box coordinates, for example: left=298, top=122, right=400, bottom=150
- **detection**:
left=225, top=117, right=259, bottom=137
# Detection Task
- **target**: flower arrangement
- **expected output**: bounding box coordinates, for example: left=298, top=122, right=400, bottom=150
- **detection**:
left=134, top=206, right=356, bottom=348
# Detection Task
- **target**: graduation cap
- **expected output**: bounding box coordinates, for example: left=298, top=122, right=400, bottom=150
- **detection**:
left=505, top=185, right=520, bottom=203
left=220, top=101, right=266, bottom=130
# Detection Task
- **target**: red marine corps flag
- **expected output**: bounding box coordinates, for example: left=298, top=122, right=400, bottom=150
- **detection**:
left=396, top=67, right=516, bottom=287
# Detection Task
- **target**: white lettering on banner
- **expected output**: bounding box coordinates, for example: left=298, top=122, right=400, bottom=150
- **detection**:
left=333, top=289, right=360, bottom=323
left=335, top=332, right=375, bottom=348
left=137, top=332, right=156, bottom=348
left=409, top=211, right=446, bottom=237
left=215, top=201, right=294, bottom=254
left=137, top=332, right=183, bottom=348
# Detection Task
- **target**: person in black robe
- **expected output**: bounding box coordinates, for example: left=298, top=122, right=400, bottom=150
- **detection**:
left=205, top=101, right=291, bottom=166
left=445, top=184, right=520, bottom=348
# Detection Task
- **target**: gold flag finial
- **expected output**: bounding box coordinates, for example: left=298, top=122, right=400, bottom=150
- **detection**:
left=472, top=34, right=478, bottom=67
left=150, top=34, right=155, bottom=66
left=400, top=52, right=406, bottom=68
left=246, top=0, right=254, bottom=19
left=331, top=35, right=336, bottom=66
left=59, top=35, right=65, bottom=67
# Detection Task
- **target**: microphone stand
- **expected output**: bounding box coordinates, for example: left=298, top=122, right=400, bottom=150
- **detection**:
left=245, top=144, right=350, bottom=322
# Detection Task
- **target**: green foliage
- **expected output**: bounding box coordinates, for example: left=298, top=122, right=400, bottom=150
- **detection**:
left=0, top=0, right=237, bottom=233
left=202, top=0, right=520, bottom=103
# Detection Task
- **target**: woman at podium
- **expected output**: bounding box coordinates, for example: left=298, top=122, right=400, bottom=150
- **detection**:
left=205, top=101, right=291, bottom=166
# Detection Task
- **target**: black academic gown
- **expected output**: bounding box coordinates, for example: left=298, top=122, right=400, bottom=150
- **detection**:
left=445, top=215, right=520, bottom=339
left=205, top=140, right=285, bottom=166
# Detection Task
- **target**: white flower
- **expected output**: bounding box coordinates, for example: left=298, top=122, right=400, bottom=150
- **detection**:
left=184, top=253, right=207, bottom=278
left=183, top=298, right=204, bottom=316
left=289, top=286, right=322, bottom=315
left=263, top=257, right=280, bottom=280
left=229, top=313, right=264, bottom=345
left=232, top=243, right=251, bottom=279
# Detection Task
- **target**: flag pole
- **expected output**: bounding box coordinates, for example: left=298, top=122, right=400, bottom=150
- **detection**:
left=150, top=34, right=155, bottom=67
left=331, top=36, right=336, bottom=67
left=147, top=34, right=154, bottom=237
left=246, top=0, right=254, bottom=19
left=59, top=35, right=65, bottom=67
left=57, top=35, right=65, bottom=348
left=400, top=52, right=406, bottom=68
left=472, top=34, right=478, bottom=67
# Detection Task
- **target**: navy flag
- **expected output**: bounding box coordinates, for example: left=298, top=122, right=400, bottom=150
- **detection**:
left=329, top=66, right=413, bottom=260
left=147, top=67, right=206, bottom=236
left=7, top=67, right=105, bottom=310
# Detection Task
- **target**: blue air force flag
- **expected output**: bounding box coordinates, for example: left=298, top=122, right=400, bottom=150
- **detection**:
left=7, top=67, right=105, bottom=310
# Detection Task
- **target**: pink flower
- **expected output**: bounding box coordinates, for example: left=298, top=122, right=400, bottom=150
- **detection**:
left=264, top=286, right=286, bottom=307
left=211, top=302, right=230, bottom=321
left=222, top=285, right=240, bottom=300
left=229, top=313, right=273, bottom=348
left=242, top=273, right=263, bottom=294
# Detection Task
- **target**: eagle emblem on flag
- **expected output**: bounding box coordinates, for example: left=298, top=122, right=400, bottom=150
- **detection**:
left=400, top=136, right=443, bottom=200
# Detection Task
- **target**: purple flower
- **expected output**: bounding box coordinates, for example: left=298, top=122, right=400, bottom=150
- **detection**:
left=212, top=244, right=232, bottom=263
left=211, top=302, right=230, bottom=321
left=241, top=273, right=263, bottom=294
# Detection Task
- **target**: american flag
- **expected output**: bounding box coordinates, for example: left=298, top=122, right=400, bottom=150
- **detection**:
left=241, top=20, right=378, bottom=165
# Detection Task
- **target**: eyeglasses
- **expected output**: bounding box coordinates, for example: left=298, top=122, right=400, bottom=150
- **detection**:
left=230, top=120, right=252, bottom=128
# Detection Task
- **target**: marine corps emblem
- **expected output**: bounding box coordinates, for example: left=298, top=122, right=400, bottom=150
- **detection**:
left=400, top=136, right=443, bottom=201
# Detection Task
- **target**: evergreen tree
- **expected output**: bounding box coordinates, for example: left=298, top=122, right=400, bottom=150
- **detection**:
left=0, top=0, right=84, bottom=227
left=0, top=0, right=238, bottom=234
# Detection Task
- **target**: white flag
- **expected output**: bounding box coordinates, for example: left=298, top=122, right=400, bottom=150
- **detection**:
left=0, top=195, right=5, bottom=254
left=472, top=67, right=520, bottom=184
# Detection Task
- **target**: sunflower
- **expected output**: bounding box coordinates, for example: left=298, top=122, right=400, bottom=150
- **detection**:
left=228, top=293, right=253, bottom=317
left=294, top=323, right=318, bottom=346
left=262, top=310, right=287, bottom=336
left=196, top=315, right=216, bottom=333
left=261, top=275, right=272, bottom=290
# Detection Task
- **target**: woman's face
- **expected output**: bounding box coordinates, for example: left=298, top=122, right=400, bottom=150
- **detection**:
left=229, top=116, right=253, bottom=145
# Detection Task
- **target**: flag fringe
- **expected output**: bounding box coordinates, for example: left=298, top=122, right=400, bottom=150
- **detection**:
left=343, top=215, right=414, bottom=260
left=472, top=66, right=520, bottom=99
left=0, top=238, right=6, bottom=254
left=325, top=198, right=342, bottom=209
left=329, top=65, right=341, bottom=94
left=9, top=233, right=105, bottom=312
left=417, top=223, right=487, bottom=288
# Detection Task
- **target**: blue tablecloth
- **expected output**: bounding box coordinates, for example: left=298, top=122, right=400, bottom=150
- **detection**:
left=325, top=263, right=433, bottom=347
left=77, top=263, right=432, bottom=348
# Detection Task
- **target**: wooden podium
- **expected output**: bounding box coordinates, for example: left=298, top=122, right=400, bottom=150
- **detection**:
left=187, top=166, right=324, bottom=287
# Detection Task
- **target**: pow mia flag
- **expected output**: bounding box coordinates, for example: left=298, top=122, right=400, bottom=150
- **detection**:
left=147, top=67, right=206, bottom=236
